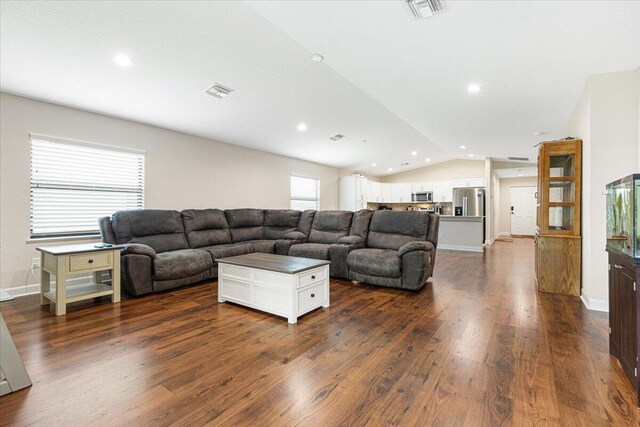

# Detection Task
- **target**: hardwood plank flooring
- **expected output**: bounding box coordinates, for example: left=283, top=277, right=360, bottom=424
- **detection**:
left=0, top=239, right=638, bottom=426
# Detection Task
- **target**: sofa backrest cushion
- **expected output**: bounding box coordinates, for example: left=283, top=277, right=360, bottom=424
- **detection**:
left=367, top=211, right=430, bottom=251
left=264, top=210, right=302, bottom=240
left=349, top=209, right=375, bottom=241
left=98, top=216, right=117, bottom=244
left=225, top=208, right=265, bottom=242
left=111, top=209, right=189, bottom=253
left=308, top=211, right=353, bottom=244
left=297, top=210, right=316, bottom=236
left=181, top=209, right=231, bottom=248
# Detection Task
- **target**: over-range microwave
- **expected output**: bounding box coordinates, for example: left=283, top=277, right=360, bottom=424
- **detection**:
left=412, top=191, right=433, bottom=203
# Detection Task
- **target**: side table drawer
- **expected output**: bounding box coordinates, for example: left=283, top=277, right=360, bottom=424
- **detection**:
left=69, top=252, right=111, bottom=272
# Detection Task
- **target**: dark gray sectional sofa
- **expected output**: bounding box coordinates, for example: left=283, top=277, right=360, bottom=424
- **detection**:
left=99, top=208, right=439, bottom=296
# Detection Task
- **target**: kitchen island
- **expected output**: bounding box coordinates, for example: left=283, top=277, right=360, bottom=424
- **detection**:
left=437, top=215, right=485, bottom=252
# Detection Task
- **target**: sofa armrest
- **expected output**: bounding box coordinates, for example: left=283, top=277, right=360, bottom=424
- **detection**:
left=122, top=243, right=157, bottom=259
left=398, top=241, right=435, bottom=257
left=337, top=235, right=365, bottom=246
left=283, top=231, right=308, bottom=240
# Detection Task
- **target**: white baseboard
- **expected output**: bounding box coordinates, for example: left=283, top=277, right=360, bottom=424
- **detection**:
left=2, top=275, right=94, bottom=299
left=580, top=291, right=608, bottom=312
left=438, top=244, right=484, bottom=253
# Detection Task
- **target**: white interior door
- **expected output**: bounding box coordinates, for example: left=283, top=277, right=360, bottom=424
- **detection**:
left=510, top=186, right=537, bottom=236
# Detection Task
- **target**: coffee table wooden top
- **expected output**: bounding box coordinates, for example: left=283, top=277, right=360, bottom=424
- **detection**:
left=216, top=253, right=330, bottom=274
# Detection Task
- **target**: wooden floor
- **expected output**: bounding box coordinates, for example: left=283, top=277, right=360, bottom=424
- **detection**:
left=1, top=239, right=638, bottom=426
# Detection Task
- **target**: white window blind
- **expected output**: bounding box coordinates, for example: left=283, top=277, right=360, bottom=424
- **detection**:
left=290, top=175, right=320, bottom=210
left=30, top=136, right=145, bottom=238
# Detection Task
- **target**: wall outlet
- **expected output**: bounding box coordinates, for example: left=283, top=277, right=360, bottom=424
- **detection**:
left=31, top=257, right=41, bottom=269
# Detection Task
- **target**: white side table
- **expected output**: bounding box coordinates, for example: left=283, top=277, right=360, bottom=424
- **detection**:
left=37, top=244, right=122, bottom=316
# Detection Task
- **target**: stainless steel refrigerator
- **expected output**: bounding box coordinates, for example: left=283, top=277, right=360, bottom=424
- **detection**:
left=452, top=187, right=485, bottom=217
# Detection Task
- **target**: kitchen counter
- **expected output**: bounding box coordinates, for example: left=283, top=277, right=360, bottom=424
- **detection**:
left=437, top=216, right=484, bottom=252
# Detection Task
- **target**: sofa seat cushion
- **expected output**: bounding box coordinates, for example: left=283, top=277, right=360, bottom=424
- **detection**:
left=153, top=249, right=214, bottom=281
left=289, top=243, right=331, bottom=260
left=201, top=243, right=254, bottom=264
left=347, top=248, right=402, bottom=277
left=244, top=240, right=276, bottom=254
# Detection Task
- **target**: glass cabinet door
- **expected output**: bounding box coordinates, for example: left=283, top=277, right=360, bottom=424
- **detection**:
left=547, top=154, right=576, bottom=231
left=539, top=140, right=581, bottom=236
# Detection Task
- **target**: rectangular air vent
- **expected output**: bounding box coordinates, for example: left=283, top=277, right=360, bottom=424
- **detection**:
left=329, top=134, right=345, bottom=141
left=407, top=0, right=447, bottom=19
left=508, top=157, right=530, bottom=161
left=205, top=83, right=233, bottom=99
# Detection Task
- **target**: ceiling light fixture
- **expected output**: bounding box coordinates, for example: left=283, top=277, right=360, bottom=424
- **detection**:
left=518, top=173, right=524, bottom=177
left=297, top=123, right=307, bottom=132
left=112, top=54, right=132, bottom=67
left=388, top=168, right=393, bottom=172
left=205, top=83, right=234, bottom=99
left=534, top=131, right=548, bottom=136
left=411, top=151, right=417, bottom=156
left=425, top=158, right=431, bottom=162
left=468, top=154, right=475, bottom=157
left=467, top=83, right=481, bottom=93
left=311, top=53, right=325, bottom=62
left=371, top=163, right=377, bottom=167
left=460, top=145, right=466, bottom=150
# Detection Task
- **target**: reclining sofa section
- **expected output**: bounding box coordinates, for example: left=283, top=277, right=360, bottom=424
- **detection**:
left=99, top=208, right=439, bottom=296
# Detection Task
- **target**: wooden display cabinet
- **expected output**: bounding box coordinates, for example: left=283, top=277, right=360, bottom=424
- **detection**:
left=535, top=139, right=582, bottom=296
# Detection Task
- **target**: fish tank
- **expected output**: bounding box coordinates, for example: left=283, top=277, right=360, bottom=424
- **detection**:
left=606, top=174, right=640, bottom=262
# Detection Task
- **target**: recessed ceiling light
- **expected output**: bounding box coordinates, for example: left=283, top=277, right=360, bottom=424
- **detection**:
left=297, top=123, right=307, bottom=132
left=112, top=54, right=132, bottom=67
left=425, top=158, right=431, bottom=162
left=534, top=131, right=548, bottom=136
left=411, top=151, right=417, bottom=156
left=371, top=163, right=377, bottom=167
left=388, top=168, right=393, bottom=172
left=468, top=154, right=475, bottom=157
left=468, top=83, right=481, bottom=93
left=311, top=53, right=325, bottom=62
left=518, top=173, right=523, bottom=177
left=460, top=145, right=466, bottom=150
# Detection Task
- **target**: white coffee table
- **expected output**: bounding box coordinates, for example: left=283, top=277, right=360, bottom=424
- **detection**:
left=216, top=253, right=330, bottom=324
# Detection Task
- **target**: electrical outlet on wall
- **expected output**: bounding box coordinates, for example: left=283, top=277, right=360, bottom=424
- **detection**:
left=31, top=257, right=41, bottom=269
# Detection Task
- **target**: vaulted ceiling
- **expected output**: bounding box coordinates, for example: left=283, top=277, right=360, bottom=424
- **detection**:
left=2, top=1, right=639, bottom=176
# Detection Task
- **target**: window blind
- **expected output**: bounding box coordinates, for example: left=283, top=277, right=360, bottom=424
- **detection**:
left=30, top=136, right=145, bottom=238
left=290, top=175, right=320, bottom=210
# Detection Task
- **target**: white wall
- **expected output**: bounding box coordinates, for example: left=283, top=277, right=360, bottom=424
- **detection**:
left=380, top=159, right=485, bottom=183
left=496, top=176, right=538, bottom=236
left=564, top=68, right=639, bottom=309
left=0, top=93, right=341, bottom=294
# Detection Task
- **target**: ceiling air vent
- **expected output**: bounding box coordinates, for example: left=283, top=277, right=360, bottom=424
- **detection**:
left=205, top=83, right=233, bottom=99
left=507, top=156, right=530, bottom=161
left=407, top=0, right=447, bottom=19
left=329, top=134, right=345, bottom=142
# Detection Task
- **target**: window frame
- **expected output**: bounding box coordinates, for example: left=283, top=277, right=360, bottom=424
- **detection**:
left=290, top=174, right=321, bottom=211
left=29, top=133, right=145, bottom=239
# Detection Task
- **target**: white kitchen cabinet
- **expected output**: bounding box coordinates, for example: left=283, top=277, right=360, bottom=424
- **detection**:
left=339, top=175, right=368, bottom=211
left=432, top=181, right=453, bottom=203
left=381, top=183, right=392, bottom=203
left=367, top=181, right=382, bottom=203
left=391, top=183, right=412, bottom=203
left=451, top=177, right=485, bottom=188
left=411, top=182, right=433, bottom=193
